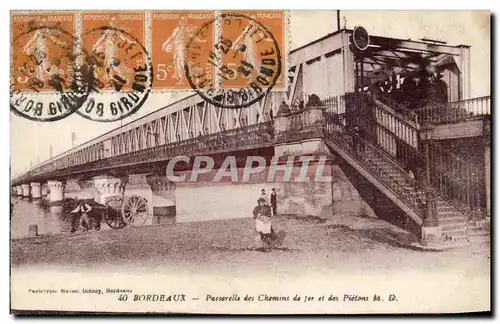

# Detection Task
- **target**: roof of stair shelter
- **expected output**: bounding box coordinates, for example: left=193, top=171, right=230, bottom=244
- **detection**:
left=291, top=28, right=468, bottom=84
left=351, top=30, right=467, bottom=85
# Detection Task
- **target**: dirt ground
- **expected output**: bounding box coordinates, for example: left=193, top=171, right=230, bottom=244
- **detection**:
left=11, top=213, right=490, bottom=280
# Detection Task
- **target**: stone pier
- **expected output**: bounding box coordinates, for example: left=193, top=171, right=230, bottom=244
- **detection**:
left=30, top=182, right=41, bottom=200
left=93, top=176, right=125, bottom=205
left=16, top=186, right=23, bottom=197
left=21, top=184, right=30, bottom=199
left=41, top=184, right=48, bottom=197
left=147, top=175, right=176, bottom=225
left=47, top=180, right=64, bottom=205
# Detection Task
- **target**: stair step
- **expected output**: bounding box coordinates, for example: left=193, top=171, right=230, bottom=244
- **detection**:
left=416, top=237, right=470, bottom=250
left=437, top=210, right=463, bottom=217
left=442, top=222, right=467, bottom=230
left=438, top=218, right=467, bottom=225
left=442, top=228, right=467, bottom=237
left=468, top=235, right=490, bottom=244
left=467, top=227, right=490, bottom=237
left=436, top=206, right=457, bottom=212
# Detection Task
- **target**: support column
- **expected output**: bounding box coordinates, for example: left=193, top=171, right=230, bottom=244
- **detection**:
left=420, top=139, right=441, bottom=246
left=30, top=182, right=41, bottom=200
left=147, top=175, right=176, bottom=225
left=93, top=176, right=125, bottom=205
left=16, top=186, right=23, bottom=196
left=275, top=97, right=329, bottom=156
left=47, top=180, right=64, bottom=205
left=41, top=184, right=48, bottom=197
left=21, top=184, right=30, bottom=199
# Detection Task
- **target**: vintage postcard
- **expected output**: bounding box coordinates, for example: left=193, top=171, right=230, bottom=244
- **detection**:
left=10, top=9, right=491, bottom=314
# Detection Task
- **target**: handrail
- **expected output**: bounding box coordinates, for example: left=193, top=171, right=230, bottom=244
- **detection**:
left=324, top=112, right=425, bottom=215
left=16, top=122, right=275, bottom=183
left=415, top=96, right=490, bottom=124
left=372, top=92, right=419, bottom=125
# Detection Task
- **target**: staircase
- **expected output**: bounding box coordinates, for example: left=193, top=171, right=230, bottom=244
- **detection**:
left=322, top=92, right=490, bottom=250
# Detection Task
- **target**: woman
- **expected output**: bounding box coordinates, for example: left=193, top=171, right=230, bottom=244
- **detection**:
left=253, top=198, right=274, bottom=248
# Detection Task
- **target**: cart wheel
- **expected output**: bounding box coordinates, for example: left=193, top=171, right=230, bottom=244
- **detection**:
left=121, top=195, right=149, bottom=227
left=104, top=196, right=126, bottom=229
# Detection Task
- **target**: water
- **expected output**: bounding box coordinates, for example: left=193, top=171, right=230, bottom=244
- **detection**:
left=10, top=196, right=112, bottom=239
left=10, top=197, right=72, bottom=239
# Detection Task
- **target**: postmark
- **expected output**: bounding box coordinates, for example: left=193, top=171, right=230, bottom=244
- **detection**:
left=151, top=11, right=215, bottom=90
left=78, top=11, right=152, bottom=122
left=10, top=12, right=91, bottom=122
left=185, top=13, right=282, bottom=109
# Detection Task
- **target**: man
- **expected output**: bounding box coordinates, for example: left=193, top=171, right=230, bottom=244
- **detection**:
left=270, top=188, right=278, bottom=217
left=70, top=200, right=93, bottom=233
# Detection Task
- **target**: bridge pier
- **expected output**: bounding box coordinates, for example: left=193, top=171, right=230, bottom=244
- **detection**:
left=47, top=180, right=64, bottom=205
left=15, top=185, right=23, bottom=197
left=147, top=175, right=176, bottom=225
left=63, top=178, right=99, bottom=201
left=21, top=184, right=30, bottom=199
left=93, top=176, right=125, bottom=205
left=41, top=184, right=48, bottom=197
left=30, top=182, right=41, bottom=200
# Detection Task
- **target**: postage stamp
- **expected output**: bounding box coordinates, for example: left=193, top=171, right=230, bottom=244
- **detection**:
left=219, top=10, right=286, bottom=90
left=185, top=12, right=282, bottom=109
left=78, top=11, right=152, bottom=122
left=10, top=12, right=90, bottom=122
left=151, top=11, right=215, bottom=90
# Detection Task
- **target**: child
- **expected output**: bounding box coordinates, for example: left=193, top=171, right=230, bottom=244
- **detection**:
left=259, top=189, right=269, bottom=205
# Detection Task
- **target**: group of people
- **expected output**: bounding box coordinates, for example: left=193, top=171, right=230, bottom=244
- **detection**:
left=368, top=65, right=449, bottom=112
left=253, top=188, right=279, bottom=248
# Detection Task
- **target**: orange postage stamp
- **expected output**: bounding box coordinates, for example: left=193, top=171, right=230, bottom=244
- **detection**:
left=80, top=11, right=147, bottom=92
left=10, top=11, right=92, bottom=122
left=79, top=11, right=153, bottom=122
left=151, top=11, right=215, bottom=90
left=219, top=10, right=286, bottom=90
left=11, top=12, right=76, bottom=93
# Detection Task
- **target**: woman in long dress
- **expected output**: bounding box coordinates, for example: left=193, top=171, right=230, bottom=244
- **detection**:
left=253, top=198, right=274, bottom=248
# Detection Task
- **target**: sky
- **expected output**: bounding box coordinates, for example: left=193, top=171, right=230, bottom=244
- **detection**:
left=10, top=10, right=490, bottom=179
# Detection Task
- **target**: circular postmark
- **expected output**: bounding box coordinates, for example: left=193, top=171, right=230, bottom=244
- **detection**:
left=10, top=26, right=91, bottom=122
left=185, top=13, right=282, bottom=109
left=77, top=25, right=153, bottom=122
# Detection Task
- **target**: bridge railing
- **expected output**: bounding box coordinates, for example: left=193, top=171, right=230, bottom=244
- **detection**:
left=416, top=96, right=491, bottom=124
left=24, top=121, right=275, bottom=180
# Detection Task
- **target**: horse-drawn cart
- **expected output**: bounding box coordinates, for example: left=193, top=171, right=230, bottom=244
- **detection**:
left=63, top=194, right=149, bottom=230
left=103, top=195, right=149, bottom=228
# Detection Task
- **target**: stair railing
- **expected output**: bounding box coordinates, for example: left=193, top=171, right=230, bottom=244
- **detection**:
left=415, top=96, right=491, bottom=124
left=425, top=139, right=487, bottom=218
left=324, top=110, right=425, bottom=216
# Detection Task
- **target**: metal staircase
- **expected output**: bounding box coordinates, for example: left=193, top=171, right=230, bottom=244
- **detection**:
left=322, top=92, right=489, bottom=248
